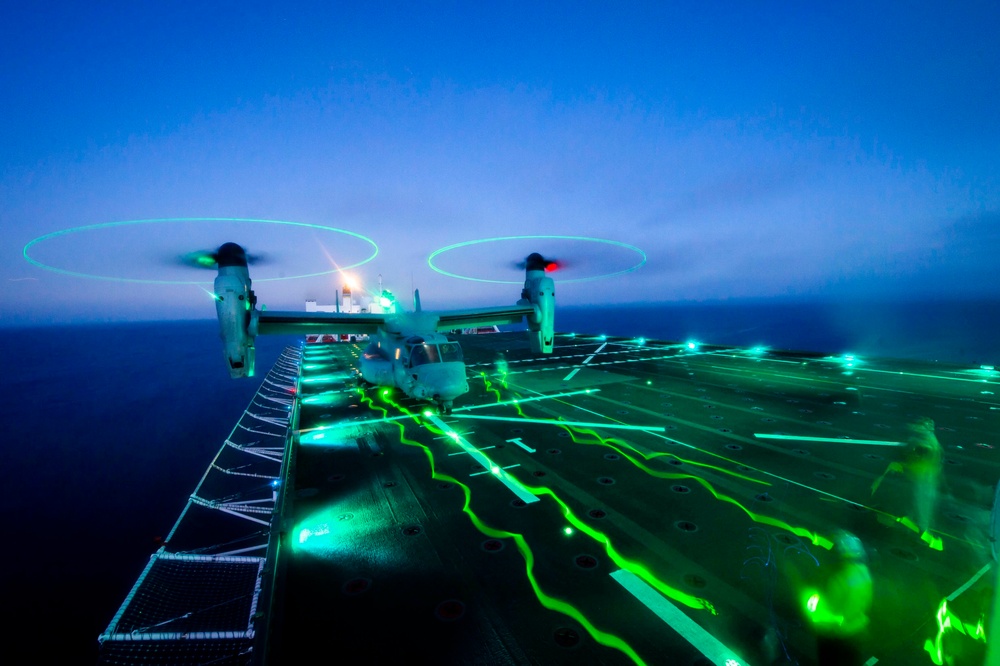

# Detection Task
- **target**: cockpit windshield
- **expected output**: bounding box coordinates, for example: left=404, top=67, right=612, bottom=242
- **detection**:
left=409, top=342, right=464, bottom=366
left=439, top=342, right=463, bottom=363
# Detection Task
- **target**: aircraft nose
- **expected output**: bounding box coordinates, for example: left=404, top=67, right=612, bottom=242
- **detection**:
left=415, top=363, right=469, bottom=401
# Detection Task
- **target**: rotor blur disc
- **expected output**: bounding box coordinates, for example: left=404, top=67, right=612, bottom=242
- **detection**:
left=22, top=218, right=379, bottom=284
left=427, top=235, right=646, bottom=285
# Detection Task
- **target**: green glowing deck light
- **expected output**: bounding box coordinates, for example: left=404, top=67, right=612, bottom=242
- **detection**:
left=302, top=373, right=353, bottom=384
left=981, top=365, right=995, bottom=371
left=23, top=218, right=378, bottom=283
left=301, top=393, right=346, bottom=407
left=427, top=235, right=646, bottom=284
left=423, top=410, right=433, bottom=417
left=563, top=527, right=574, bottom=536
left=687, top=342, right=697, bottom=350
left=807, top=593, right=820, bottom=612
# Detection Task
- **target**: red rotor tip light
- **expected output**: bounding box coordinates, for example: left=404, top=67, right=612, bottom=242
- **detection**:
left=544, top=262, right=559, bottom=272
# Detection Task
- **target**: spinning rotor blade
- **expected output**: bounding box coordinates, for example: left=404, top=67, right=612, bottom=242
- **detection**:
left=176, top=244, right=268, bottom=269
left=512, top=253, right=563, bottom=273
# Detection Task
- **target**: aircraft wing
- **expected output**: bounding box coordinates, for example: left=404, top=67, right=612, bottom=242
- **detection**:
left=434, top=305, right=536, bottom=332
left=257, top=311, right=387, bottom=335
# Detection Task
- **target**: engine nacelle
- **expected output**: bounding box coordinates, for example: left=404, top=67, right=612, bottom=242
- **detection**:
left=519, top=254, right=555, bottom=354
left=214, top=243, right=257, bottom=378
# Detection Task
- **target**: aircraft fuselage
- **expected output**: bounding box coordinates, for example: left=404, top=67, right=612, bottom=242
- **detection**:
left=360, top=329, right=469, bottom=412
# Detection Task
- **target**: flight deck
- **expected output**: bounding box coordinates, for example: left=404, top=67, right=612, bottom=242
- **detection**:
left=100, top=331, right=998, bottom=665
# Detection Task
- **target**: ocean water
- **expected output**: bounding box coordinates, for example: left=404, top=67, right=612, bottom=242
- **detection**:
left=1, top=300, right=997, bottom=662
left=557, top=299, right=1000, bottom=365
left=0, top=321, right=300, bottom=663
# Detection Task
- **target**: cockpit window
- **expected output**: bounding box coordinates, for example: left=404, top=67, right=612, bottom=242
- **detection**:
left=409, top=344, right=441, bottom=366
left=439, top=342, right=463, bottom=363
left=409, top=343, right=464, bottom=366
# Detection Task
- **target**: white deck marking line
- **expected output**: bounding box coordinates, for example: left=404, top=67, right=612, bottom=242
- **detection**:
left=470, top=463, right=521, bottom=477
left=610, top=570, right=747, bottom=665
left=453, top=388, right=598, bottom=413
left=447, top=445, right=495, bottom=456
left=947, top=562, right=992, bottom=601
left=563, top=342, right=608, bottom=381
left=754, top=434, right=904, bottom=446
left=426, top=414, right=539, bottom=504
left=449, top=413, right=664, bottom=432
left=506, top=437, right=536, bottom=453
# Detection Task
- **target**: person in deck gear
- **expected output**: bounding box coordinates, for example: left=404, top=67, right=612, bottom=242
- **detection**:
left=804, top=530, right=873, bottom=665
left=872, top=417, right=944, bottom=534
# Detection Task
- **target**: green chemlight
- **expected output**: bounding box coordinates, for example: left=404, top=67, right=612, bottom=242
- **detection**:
left=801, top=588, right=844, bottom=627
left=555, top=424, right=829, bottom=548
left=427, top=235, right=646, bottom=285
left=361, top=391, right=648, bottom=665
left=924, top=598, right=987, bottom=665
left=524, top=481, right=716, bottom=614
left=563, top=526, right=573, bottom=536
left=23, top=218, right=378, bottom=283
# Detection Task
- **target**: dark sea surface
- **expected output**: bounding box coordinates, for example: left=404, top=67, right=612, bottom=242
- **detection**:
left=0, top=321, right=300, bottom=664
left=1, top=300, right=997, bottom=662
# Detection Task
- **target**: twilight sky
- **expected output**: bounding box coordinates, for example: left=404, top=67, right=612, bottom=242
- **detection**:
left=2, top=2, right=998, bottom=325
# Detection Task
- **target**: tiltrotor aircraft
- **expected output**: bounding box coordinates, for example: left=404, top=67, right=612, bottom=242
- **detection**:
left=208, top=242, right=555, bottom=412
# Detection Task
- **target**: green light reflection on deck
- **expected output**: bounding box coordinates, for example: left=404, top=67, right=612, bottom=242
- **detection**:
left=365, top=390, right=650, bottom=665
left=301, top=372, right=353, bottom=384
left=301, top=392, right=348, bottom=407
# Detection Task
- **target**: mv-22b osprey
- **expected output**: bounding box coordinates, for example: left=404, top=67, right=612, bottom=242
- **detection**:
left=210, top=242, right=555, bottom=412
